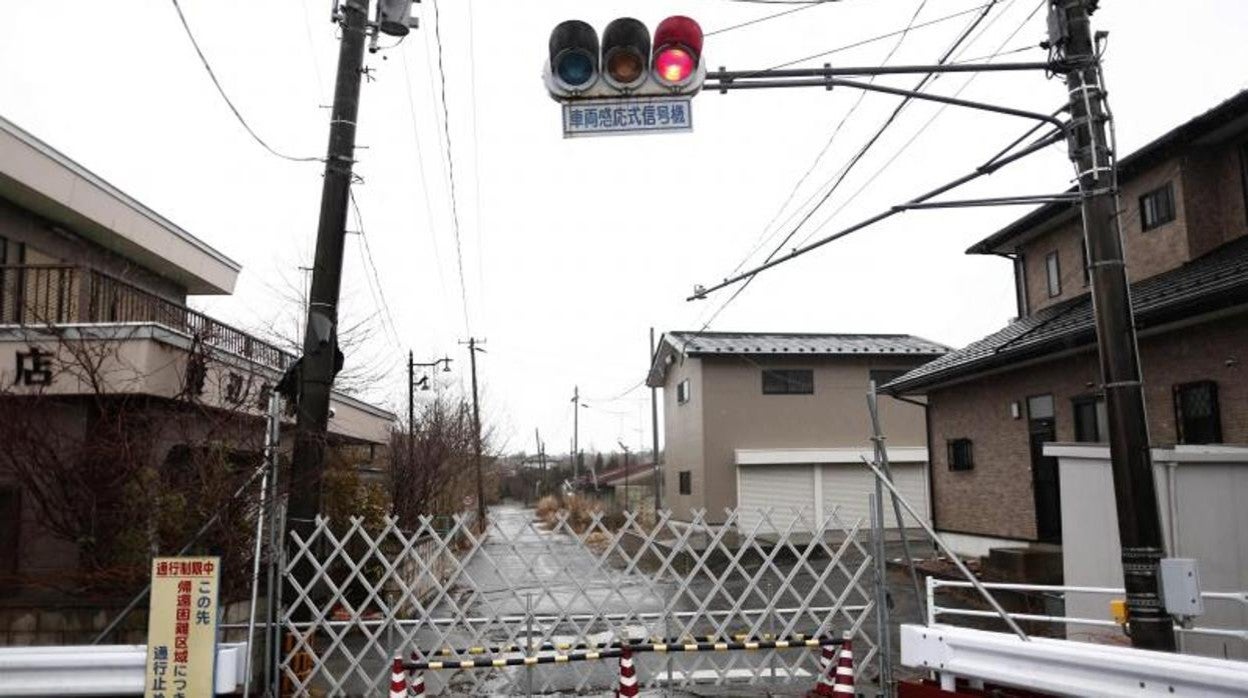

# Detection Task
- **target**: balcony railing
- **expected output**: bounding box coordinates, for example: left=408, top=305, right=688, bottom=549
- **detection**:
left=0, top=264, right=292, bottom=370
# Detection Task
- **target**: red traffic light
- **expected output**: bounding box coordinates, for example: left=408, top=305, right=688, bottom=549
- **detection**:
left=652, top=16, right=703, bottom=87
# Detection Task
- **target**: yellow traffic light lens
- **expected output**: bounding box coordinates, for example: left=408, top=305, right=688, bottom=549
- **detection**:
left=607, top=50, right=645, bottom=85
left=654, top=48, right=694, bottom=84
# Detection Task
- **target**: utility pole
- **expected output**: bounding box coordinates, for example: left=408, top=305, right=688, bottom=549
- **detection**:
left=408, top=350, right=415, bottom=473
left=287, top=0, right=370, bottom=534
left=463, top=338, right=487, bottom=524
left=649, top=327, right=661, bottom=512
left=1051, top=0, right=1174, bottom=651
left=534, top=428, right=546, bottom=495
left=618, top=441, right=631, bottom=512
left=571, top=385, right=581, bottom=482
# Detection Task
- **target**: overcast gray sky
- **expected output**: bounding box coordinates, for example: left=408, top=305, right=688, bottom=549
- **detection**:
left=3, top=0, right=1247, bottom=456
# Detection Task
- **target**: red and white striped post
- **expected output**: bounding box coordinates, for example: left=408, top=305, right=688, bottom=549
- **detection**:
left=389, top=655, right=408, bottom=698
left=616, top=646, right=639, bottom=697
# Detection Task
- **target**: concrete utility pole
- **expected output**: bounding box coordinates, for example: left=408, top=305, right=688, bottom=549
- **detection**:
left=1051, top=0, right=1174, bottom=651
left=463, top=338, right=487, bottom=524
left=649, top=328, right=661, bottom=511
left=287, top=0, right=370, bottom=532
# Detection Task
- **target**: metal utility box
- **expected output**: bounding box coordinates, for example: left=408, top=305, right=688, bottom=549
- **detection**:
left=1160, top=557, right=1204, bottom=617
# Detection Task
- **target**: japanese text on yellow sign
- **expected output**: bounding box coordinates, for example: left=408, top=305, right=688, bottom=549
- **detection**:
left=145, top=557, right=220, bottom=698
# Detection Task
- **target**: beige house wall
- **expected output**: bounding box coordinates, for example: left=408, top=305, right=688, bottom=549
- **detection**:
left=662, top=356, right=704, bottom=522
left=0, top=325, right=393, bottom=445
left=662, top=352, right=930, bottom=523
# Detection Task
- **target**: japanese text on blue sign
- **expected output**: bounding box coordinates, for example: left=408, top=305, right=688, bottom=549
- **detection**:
left=562, top=98, right=693, bottom=138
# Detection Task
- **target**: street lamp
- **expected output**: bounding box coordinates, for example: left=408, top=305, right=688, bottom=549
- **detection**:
left=407, top=352, right=454, bottom=471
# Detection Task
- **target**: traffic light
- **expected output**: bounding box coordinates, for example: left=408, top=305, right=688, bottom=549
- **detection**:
left=544, top=16, right=704, bottom=101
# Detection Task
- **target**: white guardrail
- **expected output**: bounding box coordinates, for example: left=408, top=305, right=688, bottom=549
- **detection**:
left=900, top=623, right=1248, bottom=697
left=0, top=642, right=247, bottom=696
left=926, top=577, right=1248, bottom=642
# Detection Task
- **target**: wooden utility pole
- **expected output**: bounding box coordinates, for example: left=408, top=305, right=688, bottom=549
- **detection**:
left=463, top=338, right=487, bottom=524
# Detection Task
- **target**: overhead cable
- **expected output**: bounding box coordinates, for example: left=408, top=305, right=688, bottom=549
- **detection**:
left=168, top=0, right=321, bottom=163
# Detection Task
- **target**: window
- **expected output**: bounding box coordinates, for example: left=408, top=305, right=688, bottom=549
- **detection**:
left=762, top=369, right=814, bottom=395
left=1072, top=395, right=1107, bottom=442
left=1174, top=381, right=1222, bottom=444
left=0, top=487, right=17, bottom=585
left=947, top=439, right=974, bottom=471
left=869, top=369, right=907, bottom=388
left=678, top=471, right=692, bottom=495
left=677, top=379, right=691, bottom=404
left=1140, top=182, right=1176, bottom=231
left=1027, top=394, right=1055, bottom=420
left=1045, top=251, right=1061, bottom=297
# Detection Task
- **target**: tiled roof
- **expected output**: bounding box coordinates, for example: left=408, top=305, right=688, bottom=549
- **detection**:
left=885, top=236, right=1248, bottom=394
left=665, top=331, right=949, bottom=357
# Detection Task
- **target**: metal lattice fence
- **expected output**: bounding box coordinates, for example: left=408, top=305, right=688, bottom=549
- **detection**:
left=279, top=502, right=878, bottom=695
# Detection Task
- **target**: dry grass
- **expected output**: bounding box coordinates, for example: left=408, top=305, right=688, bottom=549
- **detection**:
left=534, top=494, right=611, bottom=534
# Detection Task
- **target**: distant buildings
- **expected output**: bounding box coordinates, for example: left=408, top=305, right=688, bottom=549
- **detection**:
left=647, top=331, right=947, bottom=530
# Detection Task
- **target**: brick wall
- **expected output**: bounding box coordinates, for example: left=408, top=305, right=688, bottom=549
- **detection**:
left=928, top=312, right=1248, bottom=540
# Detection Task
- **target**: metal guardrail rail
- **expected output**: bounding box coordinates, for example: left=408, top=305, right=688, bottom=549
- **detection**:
left=0, top=642, right=248, bottom=696
left=927, top=577, right=1248, bottom=642
left=0, top=264, right=291, bottom=369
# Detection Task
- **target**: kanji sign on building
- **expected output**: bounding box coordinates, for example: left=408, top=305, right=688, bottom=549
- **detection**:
left=562, top=97, right=693, bottom=138
left=145, top=557, right=220, bottom=698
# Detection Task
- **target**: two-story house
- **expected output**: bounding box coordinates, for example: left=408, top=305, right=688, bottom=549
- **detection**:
left=885, top=90, right=1248, bottom=559
left=0, top=114, right=395, bottom=631
left=647, top=331, right=947, bottom=531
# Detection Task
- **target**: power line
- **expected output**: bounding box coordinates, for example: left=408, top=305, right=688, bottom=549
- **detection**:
left=349, top=190, right=403, bottom=350
left=758, top=2, right=994, bottom=74
left=687, top=0, right=1002, bottom=347
left=467, top=0, right=487, bottom=332
left=793, top=0, right=1046, bottom=249
left=400, top=44, right=450, bottom=345
left=750, top=0, right=1000, bottom=272
left=168, top=0, right=320, bottom=163
left=430, top=0, right=473, bottom=337
left=729, top=0, right=931, bottom=276
left=706, top=0, right=833, bottom=36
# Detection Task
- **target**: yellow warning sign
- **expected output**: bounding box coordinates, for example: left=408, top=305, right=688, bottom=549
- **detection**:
left=144, top=557, right=220, bottom=698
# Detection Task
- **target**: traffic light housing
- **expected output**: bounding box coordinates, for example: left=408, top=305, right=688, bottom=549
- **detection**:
left=545, top=16, right=704, bottom=101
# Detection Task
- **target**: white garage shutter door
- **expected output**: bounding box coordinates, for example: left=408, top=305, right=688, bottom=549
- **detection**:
left=737, top=465, right=815, bottom=533
left=821, top=463, right=929, bottom=529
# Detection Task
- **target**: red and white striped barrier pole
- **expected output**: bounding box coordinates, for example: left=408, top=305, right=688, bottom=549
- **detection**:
left=808, top=633, right=854, bottom=697
left=409, top=650, right=426, bottom=696
left=616, top=646, right=639, bottom=697
left=833, top=631, right=854, bottom=695
left=389, top=655, right=408, bottom=698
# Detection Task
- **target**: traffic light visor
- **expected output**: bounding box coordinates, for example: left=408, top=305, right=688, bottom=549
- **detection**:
left=602, top=17, right=650, bottom=88
left=652, top=15, right=702, bottom=86
left=549, top=20, right=600, bottom=89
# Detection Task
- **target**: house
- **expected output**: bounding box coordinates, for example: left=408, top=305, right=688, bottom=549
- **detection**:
left=884, top=91, right=1248, bottom=560
left=646, top=331, right=948, bottom=530
left=0, top=114, right=395, bottom=638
